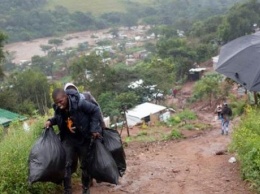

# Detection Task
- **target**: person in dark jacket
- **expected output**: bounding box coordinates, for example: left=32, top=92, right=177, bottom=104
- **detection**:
left=221, top=103, right=232, bottom=135
left=64, top=83, right=106, bottom=129
left=45, top=88, right=102, bottom=194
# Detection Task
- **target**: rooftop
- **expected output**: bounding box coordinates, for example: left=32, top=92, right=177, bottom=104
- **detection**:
left=0, top=108, right=27, bottom=127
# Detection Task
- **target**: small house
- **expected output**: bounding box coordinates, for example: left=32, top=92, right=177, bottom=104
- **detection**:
left=126, top=102, right=168, bottom=127
left=188, top=68, right=206, bottom=81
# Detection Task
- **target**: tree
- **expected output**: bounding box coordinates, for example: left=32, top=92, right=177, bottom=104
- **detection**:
left=121, top=13, right=138, bottom=29
left=40, top=44, right=53, bottom=55
left=48, top=38, right=63, bottom=51
left=98, top=91, right=139, bottom=120
left=193, top=73, right=223, bottom=106
left=134, top=58, right=175, bottom=100
left=98, top=92, right=120, bottom=118
left=217, top=0, right=260, bottom=43
left=70, top=54, right=139, bottom=96
left=10, top=70, right=51, bottom=115
left=71, top=11, right=94, bottom=26
left=115, top=92, right=140, bottom=109
left=156, top=38, right=196, bottom=81
left=109, top=27, right=119, bottom=38
left=0, top=89, right=18, bottom=111
left=31, top=55, right=53, bottom=76
left=0, top=32, right=7, bottom=79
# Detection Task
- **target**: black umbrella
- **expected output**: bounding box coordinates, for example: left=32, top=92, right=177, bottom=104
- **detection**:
left=215, top=32, right=260, bottom=91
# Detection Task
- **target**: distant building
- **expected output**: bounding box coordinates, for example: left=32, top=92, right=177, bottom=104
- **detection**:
left=188, top=68, right=207, bottom=81
left=95, top=46, right=113, bottom=56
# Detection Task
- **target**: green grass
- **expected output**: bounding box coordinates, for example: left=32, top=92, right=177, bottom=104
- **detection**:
left=163, top=129, right=183, bottom=140
left=230, top=106, right=260, bottom=192
left=167, top=109, right=197, bottom=127
left=0, top=117, right=62, bottom=193
left=45, top=0, right=153, bottom=14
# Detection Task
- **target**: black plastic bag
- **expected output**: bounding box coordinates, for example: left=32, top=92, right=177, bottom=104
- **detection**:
left=28, top=127, right=66, bottom=184
left=102, top=128, right=126, bottom=176
left=87, top=139, right=119, bottom=185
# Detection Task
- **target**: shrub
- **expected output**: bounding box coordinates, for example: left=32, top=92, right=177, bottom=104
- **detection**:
left=183, top=124, right=194, bottom=130
left=228, top=95, right=247, bottom=117
left=0, top=117, right=62, bottom=194
left=231, top=106, right=260, bottom=192
left=192, top=73, right=223, bottom=103
left=167, top=109, right=196, bottom=126
left=137, top=130, right=148, bottom=137
left=164, top=129, right=182, bottom=140
left=167, top=116, right=181, bottom=125
left=177, top=109, right=197, bottom=120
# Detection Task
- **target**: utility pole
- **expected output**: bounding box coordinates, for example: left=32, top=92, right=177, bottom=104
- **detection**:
left=122, top=105, right=130, bottom=137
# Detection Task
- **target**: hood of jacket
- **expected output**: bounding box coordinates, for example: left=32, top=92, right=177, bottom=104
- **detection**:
left=64, top=83, right=79, bottom=92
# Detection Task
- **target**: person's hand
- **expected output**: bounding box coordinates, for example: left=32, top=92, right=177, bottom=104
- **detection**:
left=92, top=132, right=101, bottom=139
left=45, top=121, right=52, bottom=129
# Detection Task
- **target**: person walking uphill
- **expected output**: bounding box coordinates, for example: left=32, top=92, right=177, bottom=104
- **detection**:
left=45, top=88, right=102, bottom=194
left=221, top=103, right=232, bottom=135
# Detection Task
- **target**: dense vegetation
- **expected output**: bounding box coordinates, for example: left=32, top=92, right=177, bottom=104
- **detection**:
left=0, top=118, right=62, bottom=194
left=2, top=0, right=260, bottom=117
left=231, top=107, right=260, bottom=192
left=0, top=0, right=248, bottom=42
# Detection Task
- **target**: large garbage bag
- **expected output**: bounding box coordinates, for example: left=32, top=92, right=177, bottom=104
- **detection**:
left=87, top=139, right=119, bottom=185
left=102, top=128, right=126, bottom=176
left=71, top=153, right=78, bottom=174
left=28, top=127, right=66, bottom=184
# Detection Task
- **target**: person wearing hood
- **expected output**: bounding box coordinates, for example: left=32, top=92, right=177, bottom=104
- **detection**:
left=64, top=83, right=106, bottom=129
left=64, top=83, right=97, bottom=104
left=45, top=88, right=102, bottom=194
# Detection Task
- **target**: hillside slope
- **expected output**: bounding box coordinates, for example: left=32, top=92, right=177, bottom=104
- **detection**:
left=74, top=110, right=252, bottom=194
left=45, top=0, right=152, bottom=13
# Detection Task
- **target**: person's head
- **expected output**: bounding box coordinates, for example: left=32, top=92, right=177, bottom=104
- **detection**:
left=64, top=83, right=79, bottom=92
left=52, top=88, right=68, bottom=110
left=223, top=102, right=228, bottom=107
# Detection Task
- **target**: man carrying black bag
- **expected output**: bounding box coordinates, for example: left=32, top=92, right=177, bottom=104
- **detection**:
left=45, top=88, right=102, bottom=194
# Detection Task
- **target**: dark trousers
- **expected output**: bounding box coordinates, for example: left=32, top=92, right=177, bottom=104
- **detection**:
left=62, top=138, right=91, bottom=191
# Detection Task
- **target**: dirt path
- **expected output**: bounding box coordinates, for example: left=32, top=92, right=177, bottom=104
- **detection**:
left=73, top=112, right=253, bottom=194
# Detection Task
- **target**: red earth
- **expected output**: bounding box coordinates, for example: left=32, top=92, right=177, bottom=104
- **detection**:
left=72, top=89, right=254, bottom=194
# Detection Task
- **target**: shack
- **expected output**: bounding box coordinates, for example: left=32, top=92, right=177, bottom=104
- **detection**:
left=0, top=108, right=27, bottom=127
left=188, top=67, right=206, bottom=81
left=126, top=102, right=167, bottom=127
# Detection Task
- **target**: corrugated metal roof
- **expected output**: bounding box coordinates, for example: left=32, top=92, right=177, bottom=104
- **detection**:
left=0, top=108, right=27, bottom=127
left=126, top=102, right=166, bottom=119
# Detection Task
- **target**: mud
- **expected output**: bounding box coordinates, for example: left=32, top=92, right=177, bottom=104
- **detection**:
left=73, top=112, right=253, bottom=194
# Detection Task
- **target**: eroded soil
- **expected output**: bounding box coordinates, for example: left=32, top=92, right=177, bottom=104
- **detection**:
left=73, top=112, right=253, bottom=194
